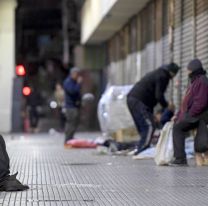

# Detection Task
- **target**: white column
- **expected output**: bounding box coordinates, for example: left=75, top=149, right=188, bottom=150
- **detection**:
left=0, top=0, right=16, bottom=132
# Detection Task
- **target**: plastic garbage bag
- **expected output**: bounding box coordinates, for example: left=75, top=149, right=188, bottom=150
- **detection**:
left=66, top=139, right=97, bottom=148
left=97, top=85, right=134, bottom=133
left=155, top=122, right=174, bottom=165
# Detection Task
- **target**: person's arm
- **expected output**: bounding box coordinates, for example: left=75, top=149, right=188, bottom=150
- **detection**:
left=155, top=77, right=169, bottom=108
left=188, top=82, right=208, bottom=117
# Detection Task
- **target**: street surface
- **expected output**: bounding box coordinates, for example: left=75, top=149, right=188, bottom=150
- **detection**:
left=0, top=132, right=207, bottom=206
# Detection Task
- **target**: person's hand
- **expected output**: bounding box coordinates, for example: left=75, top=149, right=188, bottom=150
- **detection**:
left=171, top=115, right=177, bottom=121
left=168, top=102, right=175, bottom=111
left=77, top=76, right=83, bottom=84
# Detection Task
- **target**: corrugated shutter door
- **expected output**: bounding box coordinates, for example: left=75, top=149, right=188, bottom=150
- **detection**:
left=162, top=0, right=170, bottom=64
left=155, top=0, right=163, bottom=68
left=162, top=0, right=172, bottom=102
left=123, top=26, right=130, bottom=84
left=126, top=18, right=138, bottom=84
left=140, top=2, right=155, bottom=77
left=196, top=0, right=208, bottom=70
left=173, top=0, right=182, bottom=108
left=140, top=9, right=148, bottom=77
left=180, top=0, right=194, bottom=97
left=146, top=2, right=155, bottom=72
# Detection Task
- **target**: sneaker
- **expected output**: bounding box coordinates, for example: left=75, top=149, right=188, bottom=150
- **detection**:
left=109, top=141, right=118, bottom=153
left=114, top=150, right=129, bottom=155
left=0, top=172, right=29, bottom=191
left=169, top=159, right=188, bottom=166
left=127, top=149, right=138, bottom=156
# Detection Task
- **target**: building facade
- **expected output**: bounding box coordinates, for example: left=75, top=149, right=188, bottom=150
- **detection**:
left=0, top=0, right=16, bottom=132
left=81, top=0, right=208, bottom=108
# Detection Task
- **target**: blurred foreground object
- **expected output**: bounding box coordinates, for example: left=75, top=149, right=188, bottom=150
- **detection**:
left=82, top=93, right=95, bottom=102
left=0, top=135, right=29, bottom=191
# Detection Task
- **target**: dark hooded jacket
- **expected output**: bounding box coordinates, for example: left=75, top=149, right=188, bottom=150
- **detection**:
left=177, top=60, right=208, bottom=121
left=128, top=65, right=172, bottom=111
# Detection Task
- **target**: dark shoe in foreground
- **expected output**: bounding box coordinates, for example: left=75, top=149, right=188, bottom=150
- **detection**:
left=0, top=172, right=29, bottom=191
left=169, top=159, right=188, bottom=167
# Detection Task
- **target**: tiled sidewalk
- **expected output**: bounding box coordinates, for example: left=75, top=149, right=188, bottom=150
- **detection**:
left=0, top=133, right=208, bottom=206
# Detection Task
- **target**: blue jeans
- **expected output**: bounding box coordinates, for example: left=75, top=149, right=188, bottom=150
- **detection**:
left=127, top=96, right=155, bottom=153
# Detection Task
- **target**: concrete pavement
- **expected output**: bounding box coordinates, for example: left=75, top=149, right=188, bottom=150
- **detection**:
left=0, top=132, right=208, bottom=206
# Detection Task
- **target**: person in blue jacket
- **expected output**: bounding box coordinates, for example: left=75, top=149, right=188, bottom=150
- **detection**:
left=63, top=67, right=82, bottom=145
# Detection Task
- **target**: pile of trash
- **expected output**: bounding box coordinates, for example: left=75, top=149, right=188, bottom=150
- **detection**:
left=133, top=138, right=194, bottom=160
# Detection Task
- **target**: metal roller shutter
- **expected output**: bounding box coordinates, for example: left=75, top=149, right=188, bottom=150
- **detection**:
left=196, top=0, right=208, bottom=70
left=140, top=2, right=155, bottom=77
left=140, top=9, right=148, bottom=77
left=173, top=0, right=183, bottom=108
left=180, top=0, right=194, bottom=97
left=123, top=26, right=130, bottom=84
left=146, top=2, right=155, bottom=72
left=162, top=0, right=173, bottom=102
left=155, top=0, right=163, bottom=68
left=162, top=0, right=170, bottom=64
left=128, top=18, right=138, bottom=84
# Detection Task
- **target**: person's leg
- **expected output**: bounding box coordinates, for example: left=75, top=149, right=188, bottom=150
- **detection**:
left=29, top=107, right=38, bottom=131
left=64, top=108, right=79, bottom=143
left=127, top=97, right=155, bottom=154
left=135, top=107, right=155, bottom=154
left=61, top=112, right=66, bottom=130
left=173, top=120, right=198, bottom=163
left=73, top=109, right=80, bottom=133
left=59, top=107, right=66, bottom=131
left=33, top=108, right=39, bottom=129
left=29, top=108, right=34, bottom=128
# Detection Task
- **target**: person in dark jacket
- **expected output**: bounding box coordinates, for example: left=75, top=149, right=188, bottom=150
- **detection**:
left=27, top=88, right=42, bottom=133
left=127, top=63, right=180, bottom=156
left=171, top=59, right=208, bottom=166
left=63, top=67, right=82, bottom=145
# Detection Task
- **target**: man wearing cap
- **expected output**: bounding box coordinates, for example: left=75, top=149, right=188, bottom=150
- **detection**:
left=127, top=63, right=180, bottom=156
left=171, top=59, right=208, bottom=166
left=63, top=67, right=82, bottom=145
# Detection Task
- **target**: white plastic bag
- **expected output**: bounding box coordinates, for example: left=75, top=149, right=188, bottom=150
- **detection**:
left=155, top=122, right=174, bottom=165
left=97, top=85, right=134, bottom=133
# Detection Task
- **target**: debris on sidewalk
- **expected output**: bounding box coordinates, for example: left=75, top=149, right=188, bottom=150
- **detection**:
left=133, top=139, right=195, bottom=160
left=66, top=139, right=97, bottom=148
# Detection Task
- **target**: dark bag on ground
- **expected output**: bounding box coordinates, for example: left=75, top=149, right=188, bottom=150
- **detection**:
left=194, top=120, right=208, bottom=153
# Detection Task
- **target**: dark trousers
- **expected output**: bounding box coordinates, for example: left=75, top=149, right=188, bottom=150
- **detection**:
left=65, top=108, right=80, bottom=143
left=29, top=107, right=39, bottom=128
left=173, top=119, right=198, bottom=159
left=127, top=96, right=155, bottom=153
left=0, top=135, right=10, bottom=179
left=58, top=107, right=66, bottom=130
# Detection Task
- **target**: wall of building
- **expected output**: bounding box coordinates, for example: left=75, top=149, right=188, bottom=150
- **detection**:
left=74, top=45, right=106, bottom=70
left=81, top=0, right=117, bottom=44
left=106, top=0, right=208, bottom=108
left=0, top=0, right=16, bottom=132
